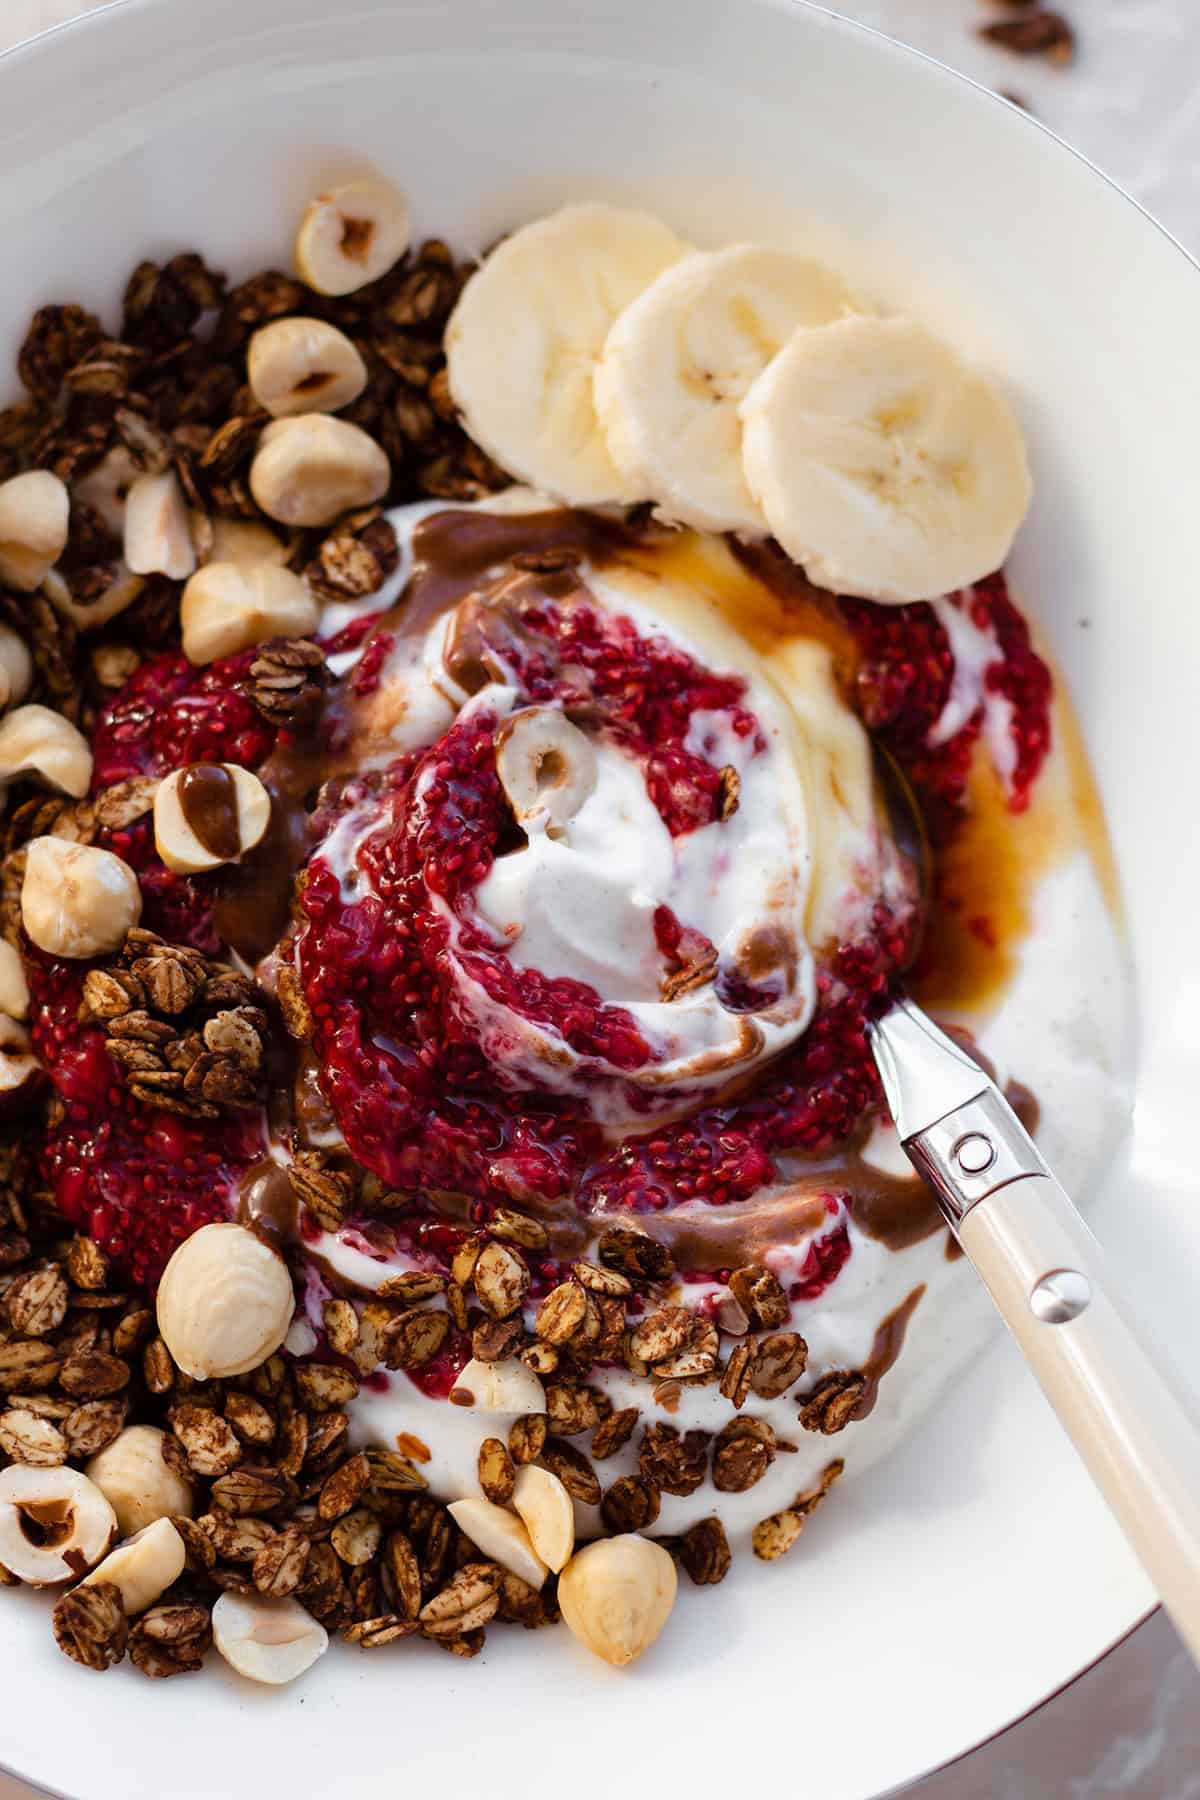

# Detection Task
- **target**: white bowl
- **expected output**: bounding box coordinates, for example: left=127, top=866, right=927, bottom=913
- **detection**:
left=2, top=2, right=1199, bottom=1795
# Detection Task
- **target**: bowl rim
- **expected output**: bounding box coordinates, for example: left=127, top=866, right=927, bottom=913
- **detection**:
left=0, top=0, right=1189, bottom=1794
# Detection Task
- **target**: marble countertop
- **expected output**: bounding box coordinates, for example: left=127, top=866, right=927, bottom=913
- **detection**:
left=0, top=3, right=1196, bottom=1797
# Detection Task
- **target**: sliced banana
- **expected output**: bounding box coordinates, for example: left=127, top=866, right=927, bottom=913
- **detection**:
left=595, top=245, right=854, bottom=534
left=739, top=314, right=1032, bottom=603
left=446, top=203, right=690, bottom=505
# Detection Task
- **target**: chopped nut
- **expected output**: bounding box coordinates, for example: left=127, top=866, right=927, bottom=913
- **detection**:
left=0, top=470, right=69, bottom=591
left=180, top=561, right=318, bottom=665
left=86, top=1424, right=193, bottom=1537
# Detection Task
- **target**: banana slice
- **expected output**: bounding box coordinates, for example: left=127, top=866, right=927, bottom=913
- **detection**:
left=739, top=315, right=1032, bottom=603
left=446, top=203, right=689, bottom=506
left=595, top=245, right=854, bottom=534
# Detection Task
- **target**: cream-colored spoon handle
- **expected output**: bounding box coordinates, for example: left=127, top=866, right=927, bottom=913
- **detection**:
left=960, top=1174, right=1200, bottom=1664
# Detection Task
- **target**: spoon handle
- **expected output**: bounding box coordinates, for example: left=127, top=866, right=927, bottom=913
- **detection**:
left=958, top=1172, right=1200, bottom=1663
left=872, top=998, right=1200, bottom=1668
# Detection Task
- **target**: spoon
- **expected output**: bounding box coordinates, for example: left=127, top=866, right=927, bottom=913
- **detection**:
left=869, top=755, right=1200, bottom=1663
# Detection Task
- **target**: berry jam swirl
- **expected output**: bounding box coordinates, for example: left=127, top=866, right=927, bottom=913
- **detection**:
left=28, top=506, right=1052, bottom=1295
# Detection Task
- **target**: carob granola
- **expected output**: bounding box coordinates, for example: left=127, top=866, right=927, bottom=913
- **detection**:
left=0, top=216, right=876, bottom=1684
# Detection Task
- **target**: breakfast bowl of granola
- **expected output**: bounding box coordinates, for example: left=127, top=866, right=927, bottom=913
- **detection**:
left=0, top=0, right=1196, bottom=1795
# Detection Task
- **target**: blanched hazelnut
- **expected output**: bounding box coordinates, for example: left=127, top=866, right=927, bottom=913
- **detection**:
left=180, top=560, right=319, bottom=664
left=154, top=763, right=272, bottom=875
left=212, top=1590, right=328, bottom=1685
left=0, top=704, right=92, bottom=797
left=190, top=514, right=289, bottom=568
left=82, top=1516, right=185, bottom=1615
left=495, top=707, right=597, bottom=837
left=21, top=837, right=141, bottom=960
left=0, top=1015, right=42, bottom=1117
left=0, top=940, right=29, bottom=1021
left=0, top=470, right=69, bottom=591
left=249, top=414, right=390, bottom=527
left=449, top=1356, right=546, bottom=1415
left=0, top=1464, right=117, bottom=1583
left=156, top=1222, right=295, bottom=1379
left=248, top=317, right=367, bottom=418
left=124, top=470, right=195, bottom=580
left=447, top=1496, right=548, bottom=1588
left=557, top=1534, right=677, bottom=1667
left=511, top=1464, right=575, bottom=1573
left=294, top=177, right=410, bottom=296
left=0, top=624, right=32, bottom=712
left=43, top=561, right=145, bottom=629
left=86, top=1426, right=193, bottom=1537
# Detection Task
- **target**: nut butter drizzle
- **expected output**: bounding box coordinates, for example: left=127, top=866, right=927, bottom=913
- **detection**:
left=851, top=1284, right=926, bottom=1420
left=178, top=763, right=241, bottom=861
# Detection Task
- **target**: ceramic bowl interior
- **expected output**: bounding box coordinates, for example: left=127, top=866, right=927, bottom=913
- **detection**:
left=1, top=3, right=1199, bottom=1796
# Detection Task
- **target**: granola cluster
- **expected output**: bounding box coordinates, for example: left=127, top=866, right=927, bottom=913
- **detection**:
left=0, top=188, right=866, bottom=1686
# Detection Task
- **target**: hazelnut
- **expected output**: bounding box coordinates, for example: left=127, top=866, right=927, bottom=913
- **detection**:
left=249, top=414, right=390, bottom=527
left=73, top=444, right=141, bottom=535
left=212, top=1591, right=328, bottom=1685
left=156, top=1222, right=295, bottom=1379
left=557, top=1534, right=677, bottom=1668
left=248, top=317, right=368, bottom=418
left=0, top=624, right=32, bottom=712
left=123, top=470, right=195, bottom=580
left=449, top=1356, right=546, bottom=1416
left=82, top=1516, right=185, bottom=1615
left=0, top=1015, right=43, bottom=1118
left=190, top=514, right=289, bottom=568
left=180, top=560, right=319, bottom=665
left=446, top=1496, right=548, bottom=1589
left=0, top=704, right=92, bottom=798
left=43, top=561, right=145, bottom=629
left=0, top=1464, right=117, bottom=1583
left=0, top=470, right=69, bottom=591
left=294, top=177, right=410, bottom=296
left=511, top=1464, right=575, bottom=1573
left=22, top=837, right=141, bottom=960
left=494, top=706, right=597, bottom=837
left=0, top=939, right=30, bottom=1020
left=154, top=763, right=272, bottom=875
left=86, top=1425, right=194, bottom=1537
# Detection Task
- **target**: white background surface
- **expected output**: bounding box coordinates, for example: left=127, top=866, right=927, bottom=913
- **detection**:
left=0, top=3, right=1196, bottom=1798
